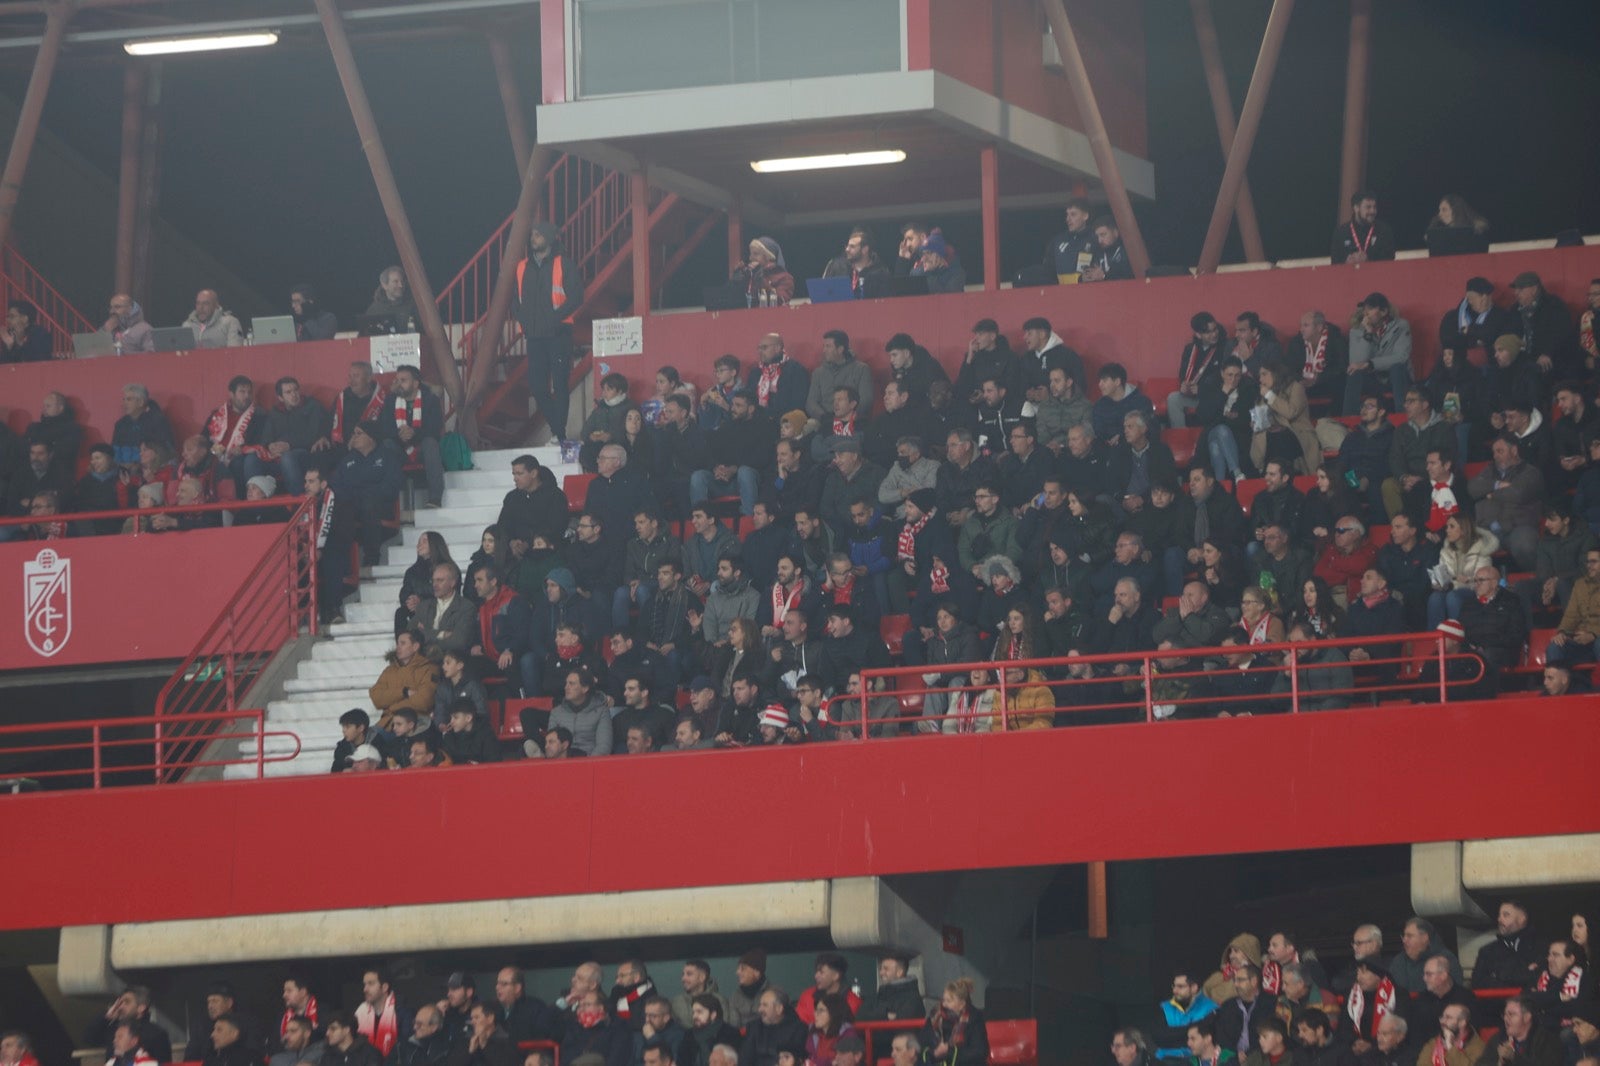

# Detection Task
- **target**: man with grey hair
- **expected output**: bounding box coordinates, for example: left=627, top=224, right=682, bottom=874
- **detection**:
left=1334, top=925, right=1385, bottom=995
left=1106, top=406, right=1176, bottom=515
left=889, top=1033, right=921, bottom=1066
left=1067, top=576, right=1158, bottom=724
left=1363, top=1014, right=1409, bottom=1066
left=707, top=1046, right=740, bottom=1066
left=112, top=383, right=173, bottom=474
left=391, top=1006, right=448, bottom=1066
left=1289, top=309, right=1347, bottom=412
left=935, top=426, right=996, bottom=531
left=586, top=442, right=651, bottom=544
left=878, top=435, right=939, bottom=520
left=1389, top=917, right=1462, bottom=994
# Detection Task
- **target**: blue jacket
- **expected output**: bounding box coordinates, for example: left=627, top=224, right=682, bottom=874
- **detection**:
left=1154, top=994, right=1218, bottom=1059
left=844, top=513, right=893, bottom=577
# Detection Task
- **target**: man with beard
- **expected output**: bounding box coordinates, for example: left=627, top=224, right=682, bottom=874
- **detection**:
left=1154, top=973, right=1219, bottom=1060
left=1474, top=900, right=1543, bottom=990
left=439, top=973, right=479, bottom=1049
left=856, top=953, right=922, bottom=1023
left=1413, top=1004, right=1481, bottom=1066
left=290, top=283, right=339, bottom=340
left=726, top=951, right=771, bottom=1030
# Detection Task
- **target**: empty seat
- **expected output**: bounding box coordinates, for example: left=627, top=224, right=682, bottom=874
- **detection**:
left=1165, top=425, right=1203, bottom=466
left=880, top=614, right=912, bottom=658
left=1233, top=478, right=1267, bottom=513
left=563, top=473, right=597, bottom=515
left=986, top=1020, right=1038, bottom=1066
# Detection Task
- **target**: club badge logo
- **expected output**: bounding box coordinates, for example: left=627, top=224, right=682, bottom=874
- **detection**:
left=23, top=548, right=71, bottom=657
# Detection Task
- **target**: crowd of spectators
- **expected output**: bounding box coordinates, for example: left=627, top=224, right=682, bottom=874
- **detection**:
left=58, top=951, right=977, bottom=1066
left=349, top=251, right=1600, bottom=767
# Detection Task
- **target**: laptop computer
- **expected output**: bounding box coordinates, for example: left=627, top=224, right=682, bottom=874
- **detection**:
left=863, top=274, right=929, bottom=299
left=151, top=326, right=196, bottom=352
left=805, top=276, right=855, bottom=304
left=252, top=315, right=296, bottom=345
left=703, top=282, right=749, bottom=311
left=72, top=331, right=116, bottom=358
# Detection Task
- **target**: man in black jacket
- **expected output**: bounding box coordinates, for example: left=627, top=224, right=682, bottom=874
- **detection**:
left=336, top=421, right=404, bottom=565
left=263, top=376, right=332, bottom=495
left=394, top=1006, right=453, bottom=1066
left=203, top=1016, right=262, bottom=1066
left=953, top=319, right=1020, bottom=415
left=1331, top=191, right=1395, bottom=265
left=1344, top=569, right=1406, bottom=689
left=693, top=390, right=775, bottom=517
left=1214, top=966, right=1278, bottom=1058
left=655, top=396, right=710, bottom=519
left=1287, top=311, right=1349, bottom=414
left=388, top=365, right=445, bottom=508
left=813, top=604, right=890, bottom=696
left=740, top=990, right=807, bottom=1066
left=1043, top=197, right=1097, bottom=281
left=322, top=1015, right=385, bottom=1066
left=857, top=954, right=923, bottom=1022
left=517, top=221, right=585, bottom=440
left=560, top=991, right=630, bottom=1066
left=1510, top=271, right=1576, bottom=381
left=499, top=454, right=570, bottom=551
left=494, top=967, right=555, bottom=1044
left=86, top=987, right=173, bottom=1064
left=1474, top=900, right=1543, bottom=990
left=1458, top=569, right=1528, bottom=676
left=1439, top=277, right=1517, bottom=369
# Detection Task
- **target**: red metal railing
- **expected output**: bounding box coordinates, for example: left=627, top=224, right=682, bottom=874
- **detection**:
left=827, top=632, right=1476, bottom=735
left=0, top=495, right=305, bottom=534
left=0, top=710, right=299, bottom=790
left=153, top=496, right=319, bottom=781
left=0, top=242, right=95, bottom=355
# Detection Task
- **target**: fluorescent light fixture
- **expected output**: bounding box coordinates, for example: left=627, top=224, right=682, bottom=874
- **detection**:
left=750, top=150, right=906, bottom=174
left=124, top=31, right=279, bottom=56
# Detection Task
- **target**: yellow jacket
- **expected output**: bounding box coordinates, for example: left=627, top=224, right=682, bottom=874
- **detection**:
left=1003, top=670, right=1055, bottom=730
left=369, top=655, right=439, bottom=728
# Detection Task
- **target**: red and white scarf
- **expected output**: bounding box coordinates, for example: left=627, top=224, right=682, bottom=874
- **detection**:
left=829, top=575, right=855, bottom=605
left=1302, top=329, right=1329, bottom=380
left=1432, top=1028, right=1468, bottom=1066
left=205, top=402, right=269, bottom=459
left=1581, top=310, right=1596, bottom=359
left=333, top=385, right=386, bottom=445
left=393, top=392, right=424, bottom=458
left=756, top=359, right=785, bottom=406
left=282, top=996, right=320, bottom=1038
left=614, top=980, right=654, bottom=1020
left=772, top=579, right=805, bottom=627
left=478, top=585, right=518, bottom=659
left=1346, top=977, right=1397, bottom=1038
left=1242, top=613, right=1272, bottom=645
left=1360, top=588, right=1391, bottom=610
left=1428, top=481, right=1459, bottom=533
left=950, top=689, right=984, bottom=733
left=929, top=562, right=950, bottom=595
left=1534, top=965, right=1583, bottom=998
left=832, top=414, right=857, bottom=437
left=356, top=992, right=400, bottom=1057
left=897, top=510, right=930, bottom=562
left=312, top=488, right=336, bottom=550
left=1182, top=342, right=1218, bottom=388
left=1261, top=954, right=1298, bottom=995
left=107, top=1050, right=157, bottom=1066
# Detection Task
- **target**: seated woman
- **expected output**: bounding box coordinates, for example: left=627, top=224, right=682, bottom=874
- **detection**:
left=1427, top=513, right=1498, bottom=628
left=998, top=665, right=1054, bottom=731
left=639, top=365, right=697, bottom=426
left=1237, top=585, right=1287, bottom=653
left=733, top=237, right=794, bottom=306
left=943, top=666, right=996, bottom=735
left=918, top=977, right=989, bottom=1066
left=1302, top=460, right=1365, bottom=544
left=1250, top=361, right=1321, bottom=477
left=1199, top=537, right=1247, bottom=614
left=1197, top=355, right=1258, bottom=483
left=803, top=992, right=856, bottom=1066
left=1289, top=576, right=1345, bottom=639
left=1424, top=193, right=1490, bottom=256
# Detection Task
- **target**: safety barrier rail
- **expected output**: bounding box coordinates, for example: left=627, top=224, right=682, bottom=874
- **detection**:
left=153, top=496, right=318, bottom=782
left=1, top=241, right=95, bottom=355
left=829, top=632, right=1476, bottom=735
left=516, top=1040, right=559, bottom=1066
left=0, top=710, right=298, bottom=791
left=0, top=495, right=304, bottom=534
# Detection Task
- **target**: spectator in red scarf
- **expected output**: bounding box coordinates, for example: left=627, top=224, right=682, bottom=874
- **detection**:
left=355, top=969, right=406, bottom=1059
left=919, top=978, right=987, bottom=1066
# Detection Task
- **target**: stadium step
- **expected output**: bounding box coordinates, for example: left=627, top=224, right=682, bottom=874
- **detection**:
left=244, top=445, right=580, bottom=777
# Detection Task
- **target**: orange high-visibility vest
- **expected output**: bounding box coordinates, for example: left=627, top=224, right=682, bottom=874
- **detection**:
left=516, top=254, right=575, bottom=324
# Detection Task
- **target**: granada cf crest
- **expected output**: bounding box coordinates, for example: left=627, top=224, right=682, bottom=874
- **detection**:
left=23, top=548, right=71, bottom=657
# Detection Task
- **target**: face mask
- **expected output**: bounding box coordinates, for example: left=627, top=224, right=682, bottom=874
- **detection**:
left=578, top=1008, right=606, bottom=1029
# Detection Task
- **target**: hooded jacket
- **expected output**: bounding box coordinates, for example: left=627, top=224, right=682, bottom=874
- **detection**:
left=702, top=574, right=759, bottom=643
left=106, top=300, right=155, bottom=352
left=369, top=653, right=440, bottom=724
left=516, top=221, right=584, bottom=338
left=1205, top=934, right=1264, bottom=1004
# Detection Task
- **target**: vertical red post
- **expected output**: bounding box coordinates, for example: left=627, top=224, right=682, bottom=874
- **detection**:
left=1088, top=861, right=1108, bottom=939
left=1196, top=0, right=1296, bottom=275
left=1337, top=0, right=1373, bottom=220
left=131, top=63, right=163, bottom=302
left=488, top=36, right=532, bottom=179
left=631, top=168, right=651, bottom=316
left=1189, top=0, right=1268, bottom=263
left=979, top=144, right=1000, bottom=292
left=0, top=1, right=71, bottom=255
left=726, top=194, right=743, bottom=274
left=114, top=61, right=147, bottom=296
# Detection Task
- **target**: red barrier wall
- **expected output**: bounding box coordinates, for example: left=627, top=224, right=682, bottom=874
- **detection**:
left=0, top=338, right=374, bottom=449
left=604, top=246, right=1600, bottom=406
left=3, top=696, right=1597, bottom=930
left=2, top=524, right=281, bottom=670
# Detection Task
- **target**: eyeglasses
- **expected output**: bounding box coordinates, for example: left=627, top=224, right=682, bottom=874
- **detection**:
left=1333, top=526, right=1355, bottom=535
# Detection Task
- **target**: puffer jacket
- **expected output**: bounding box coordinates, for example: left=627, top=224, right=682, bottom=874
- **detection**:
left=1001, top=669, right=1054, bottom=730
left=549, top=691, right=613, bottom=755
left=369, top=655, right=440, bottom=726
left=701, top=575, right=759, bottom=643
left=1437, top=529, right=1500, bottom=589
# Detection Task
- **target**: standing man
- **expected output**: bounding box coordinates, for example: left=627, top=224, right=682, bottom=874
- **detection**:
left=516, top=221, right=585, bottom=441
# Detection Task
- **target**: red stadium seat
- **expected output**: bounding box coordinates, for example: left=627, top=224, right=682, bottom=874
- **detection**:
left=1292, top=475, right=1317, bottom=494
left=1233, top=478, right=1267, bottom=513
left=497, top=697, right=553, bottom=741
left=986, top=1020, right=1038, bottom=1066
left=1367, top=524, right=1391, bottom=547
left=1463, top=462, right=1489, bottom=480
left=880, top=614, right=912, bottom=657
left=1145, top=378, right=1178, bottom=416
left=1525, top=629, right=1558, bottom=669
left=1164, top=425, right=1202, bottom=466
left=564, top=473, right=597, bottom=515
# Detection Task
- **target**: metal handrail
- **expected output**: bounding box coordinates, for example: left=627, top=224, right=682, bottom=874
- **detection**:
left=837, top=631, right=1463, bottom=734
left=0, top=495, right=302, bottom=531
left=0, top=710, right=298, bottom=789
left=153, top=496, right=318, bottom=781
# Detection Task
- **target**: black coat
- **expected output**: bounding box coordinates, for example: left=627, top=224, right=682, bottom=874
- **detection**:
left=1213, top=993, right=1279, bottom=1056
left=446, top=1030, right=519, bottom=1066
left=497, top=480, right=571, bottom=548
left=560, top=1021, right=631, bottom=1066
left=740, top=1015, right=808, bottom=1066
left=1473, top=931, right=1543, bottom=989
left=322, top=1038, right=385, bottom=1066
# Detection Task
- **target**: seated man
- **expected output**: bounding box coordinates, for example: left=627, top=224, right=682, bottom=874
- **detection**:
left=202, top=375, right=272, bottom=498
left=1376, top=513, right=1439, bottom=632
left=1092, top=363, right=1156, bottom=447
left=1469, top=434, right=1544, bottom=571
left=1343, top=569, right=1406, bottom=690
left=1152, top=973, right=1218, bottom=1060
left=471, top=563, right=536, bottom=697
left=1287, top=310, right=1348, bottom=414
left=330, top=709, right=396, bottom=773
left=637, top=560, right=700, bottom=690
left=1248, top=460, right=1307, bottom=559
left=578, top=371, right=636, bottom=472
left=878, top=435, right=940, bottom=522
left=414, top=562, right=474, bottom=657
left=1477, top=996, right=1561, bottom=1066
left=334, top=421, right=403, bottom=566
left=0, top=299, right=50, bottom=362
left=388, top=364, right=445, bottom=509
left=1168, top=313, right=1226, bottom=430
left=692, top=389, right=774, bottom=517
left=1457, top=567, right=1528, bottom=676
left=813, top=604, right=890, bottom=697
left=1514, top=502, right=1597, bottom=624
left=3, top=440, right=67, bottom=520
left=1082, top=216, right=1133, bottom=282
left=103, top=293, right=155, bottom=353
left=1549, top=547, right=1600, bottom=666
left=1381, top=390, right=1454, bottom=523
left=440, top=698, right=498, bottom=765
left=1312, top=516, right=1378, bottom=608
left=112, top=382, right=175, bottom=475
left=1345, top=293, right=1413, bottom=416
left=682, top=505, right=738, bottom=598
left=1105, top=410, right=1176, bottom=516
left=810, top=385, right=869, bottom=463
left=289, top=283, right=339, bottom=341
left=1413, top=1004, right=1482, bottom=1066
left=1231, top=312, right=1285, bottom=377
left=1273, top=625, right=1353, bottom=711
left=1294, top=1012, right=1355, bottom=1066
left=611, top=674, right=676, bottom=755
left=183, top=288, right=245, bottom=348
left=911, top=231, right=966, bottom=293
left=970, top=375, right=1023, bottom=456
left=369, top=628, right=439, bottom=732
left=330, top=361, right=388, bottom=451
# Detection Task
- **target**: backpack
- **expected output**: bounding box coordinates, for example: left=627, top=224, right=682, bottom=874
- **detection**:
left=441, top=431, right=474, bottom=471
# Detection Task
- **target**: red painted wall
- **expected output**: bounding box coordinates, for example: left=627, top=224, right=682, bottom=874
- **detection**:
left=927, top=0, right=1148, bottom=160
left=0, top=339, right=374, bottom=450
left=602, top=247, right=1600, bottom=406
left=2, top=525, right=283, bottom=669
left=3, top=697, right=1597, bottom=931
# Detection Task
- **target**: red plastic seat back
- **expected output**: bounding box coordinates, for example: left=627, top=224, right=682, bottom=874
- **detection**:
left=986, top=1019, right=1037, bottom=1066
left=880, top=614, right=912, bottom=657
left=1164, top=426, right=1202, bottom=466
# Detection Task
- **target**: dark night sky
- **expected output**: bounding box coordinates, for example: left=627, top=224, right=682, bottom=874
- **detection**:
left=7, top=1, right=1600, bottom=325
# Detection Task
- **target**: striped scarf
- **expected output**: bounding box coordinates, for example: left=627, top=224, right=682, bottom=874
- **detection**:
left=1432, top=1029, right=1467, bottom=1066
left=772, top=579, right=805, bottom=627
left=393, top=392, right=424, bottom=458
left=757, top=359, right=785, bottom=406
left=356, top=992, right=400, bottom=1057
left=897, top=510, right=929, bottom=562
left=333, top=386, right=386, bottom=445
left=1346, top=977, right=1396, bottom=1038
left=1534, top=965, right=1583, bottom=998
left=282, top=996, right=320, bottom=1038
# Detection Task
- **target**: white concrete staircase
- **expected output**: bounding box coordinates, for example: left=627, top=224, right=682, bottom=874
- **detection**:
left=227, top=446, right=580, bottom=778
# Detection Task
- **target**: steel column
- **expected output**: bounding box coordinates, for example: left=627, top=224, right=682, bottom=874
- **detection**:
left=463, top=143, right=554, bottom=409
left=1040, top=0, right=1150, bottom=280
left=1189, top=0, right=1267, bottom=263
left=315, top=0, right=462, bottom=405
left=0, top=0, right=71, bottom=255
left=1195, top=0, right=1295, bottom=275
left=1337, top=0, right=1372, bottom=219
left=130, top=62, right=161, bottom=301
left=1088, top=861, right=1108, bottom=939
left=979, top=144, right=1000, bottom=292
left=113, top=60, right=146, bottom=296
left=631, top=168, right=650, bottom=316
left=487, top=36, right=531, bottom=179
left=726, top=194, right=742, bottom=274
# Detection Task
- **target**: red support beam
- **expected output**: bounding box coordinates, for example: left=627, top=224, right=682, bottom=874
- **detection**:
left=314, top=0, right=461, bottom=406
left=1337, top=0, right=1373, bottom=220
left=726, top=194, right=743, bottom=275
left=114, top=59, right=145, bottom=297
left=0, top=0, right=71, bottom=256
left=1040, top=0, right=1150, bottom=281
left=488, top=36, right=531, bottom=179
left=1189, top=0, right=1267, bottom=264
left=1088, top=861, right=1108, bottom=939
left=1196, top=0, right=1295, bottom=276
left=980, top=144, right=1000, bottom=292
left=130, top=62, right=162, bottom=302
left=631, top=168, right=650, bottom=316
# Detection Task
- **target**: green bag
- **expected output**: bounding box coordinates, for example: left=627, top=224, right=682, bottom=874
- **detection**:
left=441, top=431, right=474, bottom=471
